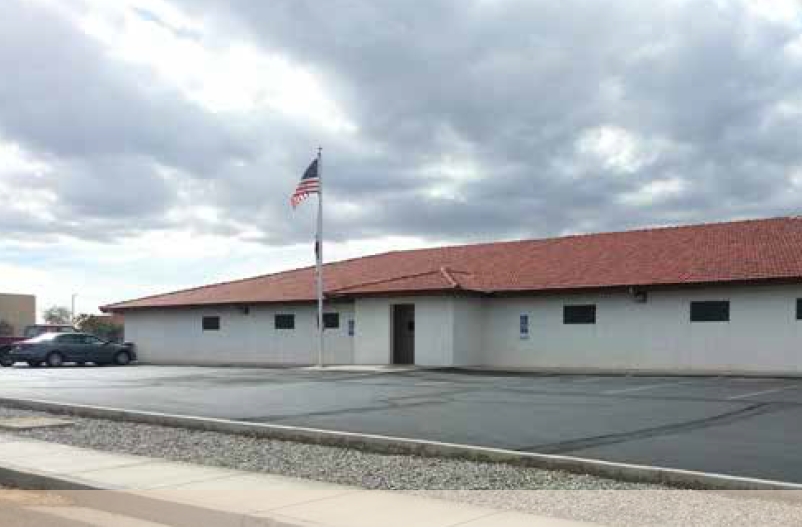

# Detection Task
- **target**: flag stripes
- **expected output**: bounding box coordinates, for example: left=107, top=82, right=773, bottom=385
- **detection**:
left=291, top=158, right=320, bottom=208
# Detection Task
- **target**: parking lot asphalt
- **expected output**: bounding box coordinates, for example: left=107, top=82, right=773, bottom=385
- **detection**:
left=0, top=365, right=801, bottom=483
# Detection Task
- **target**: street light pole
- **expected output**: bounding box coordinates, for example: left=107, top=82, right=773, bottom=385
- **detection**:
left=71, top=293, right=78, bottom=325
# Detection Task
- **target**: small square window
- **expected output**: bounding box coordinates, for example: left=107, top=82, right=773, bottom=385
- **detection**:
left=202, top=316, right=220, bottom=331
left=690, top=301, right=730, bottom=322
left=323, top=313, right=340, bottom=329
left=564, top=305, right=596, bottom=324
left=796, top=299, right=801, bottom=320
left=275, top=314, right=295, bottom=329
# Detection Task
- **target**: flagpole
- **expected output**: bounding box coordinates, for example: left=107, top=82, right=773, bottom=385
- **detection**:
left=316, top=147, right=324, bottom=368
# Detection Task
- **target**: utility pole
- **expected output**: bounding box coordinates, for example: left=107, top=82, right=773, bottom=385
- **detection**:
left=71, top=293, right=78, bottom=325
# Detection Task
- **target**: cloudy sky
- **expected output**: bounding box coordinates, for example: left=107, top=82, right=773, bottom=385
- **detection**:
left=2, top=0, right=802, bottom=317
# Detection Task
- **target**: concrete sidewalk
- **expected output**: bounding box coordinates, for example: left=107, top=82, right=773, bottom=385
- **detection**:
left=0, top=434, right=599, bottom=527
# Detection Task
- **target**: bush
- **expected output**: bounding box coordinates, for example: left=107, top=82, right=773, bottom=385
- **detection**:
left=0, top=320, right=13, bottom=336
left=75, top=315, right=124, bottom=343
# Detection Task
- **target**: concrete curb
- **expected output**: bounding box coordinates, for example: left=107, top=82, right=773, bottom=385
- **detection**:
left=2, top=396, right=801, bottom=491
left=0, top=461, right=103, bottom=491
left=452, top=366, right=802, bottom=379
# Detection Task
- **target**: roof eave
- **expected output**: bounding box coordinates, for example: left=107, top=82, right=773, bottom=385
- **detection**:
left=101, top=275, right=802, bottom=312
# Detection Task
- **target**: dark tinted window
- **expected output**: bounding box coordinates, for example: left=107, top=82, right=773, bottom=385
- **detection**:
left=323, top=313, right=340, bottom=329
left=564, top=305, right=596, bottom=324
left=797, top=299, right=801, bottom=320
left=27, top=333, right=58, bottom=343
left=202, top=316, right=220, bottom=331
left=690, top=301, right=730, bottom=322
left=56, top=334, right=83, bottom=344
left=275, top=314, right=295, bottom=329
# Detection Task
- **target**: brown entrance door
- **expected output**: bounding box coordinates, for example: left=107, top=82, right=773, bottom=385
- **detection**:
left=392, top=304, right=415, bottom=365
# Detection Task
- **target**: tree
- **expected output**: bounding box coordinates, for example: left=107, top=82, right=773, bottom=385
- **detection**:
left=75, top=314, right=124, bottom=343
left=42, top=306, right=72, bottom=325
left=0, top=320, right=13, bottom=336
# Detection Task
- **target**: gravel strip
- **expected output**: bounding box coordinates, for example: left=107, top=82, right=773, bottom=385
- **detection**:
left=3, top=406, right=802, bottom=526
left=0, top=406, right=653, bottom=491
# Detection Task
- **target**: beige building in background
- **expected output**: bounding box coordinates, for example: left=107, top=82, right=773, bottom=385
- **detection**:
left=0, top=294, right=35, bottom=336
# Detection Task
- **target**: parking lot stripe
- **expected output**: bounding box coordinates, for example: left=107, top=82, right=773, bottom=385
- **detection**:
left=726, top=386, right=795, bottom=400
left=602, top=382, right=685, bottom=395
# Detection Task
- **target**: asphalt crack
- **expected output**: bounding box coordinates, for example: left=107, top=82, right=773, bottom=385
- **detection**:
left=517, top=402, right=791, bottom=455
left=239, top=387, right=482, bottom=423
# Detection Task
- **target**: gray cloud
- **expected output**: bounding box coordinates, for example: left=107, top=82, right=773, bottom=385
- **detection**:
left=2, top=0, right=802, bottom=249
left=174, top=0, right=802, bottom=241
left=0, top=2, right=252, bottom=170
left=0, top=1, right=256, bottom=241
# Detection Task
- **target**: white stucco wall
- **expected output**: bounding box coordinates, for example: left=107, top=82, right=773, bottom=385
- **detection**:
left=122, top=283, right=802, bottom=373
left=480, top=284, right=802, bottom=374
left=353, top=296, right=455, bottom=366
left=353, top=298, right=391, bottom=364
left=124, top=303, right=355, bottom=366
left=451, top=297, right=484, bottom=366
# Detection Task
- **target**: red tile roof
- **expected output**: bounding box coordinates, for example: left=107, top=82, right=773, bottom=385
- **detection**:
left=102, top=217, right=802, bottom=311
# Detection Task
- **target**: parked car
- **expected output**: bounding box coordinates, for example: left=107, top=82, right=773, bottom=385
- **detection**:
left=0, top=324, right=76, bottom=350
left=0, top=332, right=136, bottom=368
left=23, top=324, right=76, bottom=339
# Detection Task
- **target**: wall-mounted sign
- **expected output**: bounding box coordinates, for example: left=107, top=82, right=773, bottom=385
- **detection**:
left=519, top=314, right=529, bottom=340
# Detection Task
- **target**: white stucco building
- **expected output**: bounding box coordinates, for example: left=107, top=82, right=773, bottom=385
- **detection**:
left=104, top=217, right=802, bottom=375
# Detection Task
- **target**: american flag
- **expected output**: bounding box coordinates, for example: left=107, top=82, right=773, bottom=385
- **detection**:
left=291, top=158, right=320, bottom=208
